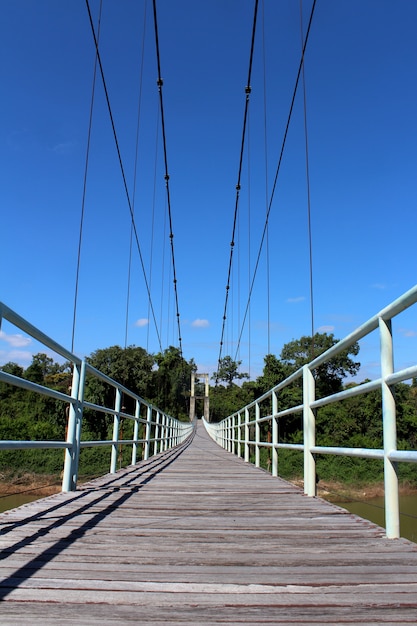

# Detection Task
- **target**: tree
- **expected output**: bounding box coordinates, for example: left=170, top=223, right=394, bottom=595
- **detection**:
left=0, top=362, right=25, bottom=405
left=212, top=356, right=249, bottom=387
left=153, top=346, right=196, bottom=420
left=280, top=332, right=360, bottom=397
left=254, top=354, right=291, bottom=396
left=86, top=345, right=154, bottom=399
left=24, top=353, right=57, bottom=384
left=85, top=345, right=155, bottom=438
left=209, top=382, right=254, bottom=422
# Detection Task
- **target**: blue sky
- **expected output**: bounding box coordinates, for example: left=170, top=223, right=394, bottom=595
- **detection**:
left=0, top=0, right=416, bottom=383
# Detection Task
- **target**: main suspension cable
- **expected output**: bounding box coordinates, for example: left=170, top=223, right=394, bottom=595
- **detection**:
left=152, top=0, right=183, bottom=357
left=233, top=0, right=317, bottom=362
left=216, top=0, right=259, bottom=381
left=85, top=0, right=163, bottom=351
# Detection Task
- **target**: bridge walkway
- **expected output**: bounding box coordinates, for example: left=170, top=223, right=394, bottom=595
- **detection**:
left=0, top=422, right=416, bottom=624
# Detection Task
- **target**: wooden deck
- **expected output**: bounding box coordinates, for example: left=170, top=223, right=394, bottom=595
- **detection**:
left=1, top=422, right=416, bottom=624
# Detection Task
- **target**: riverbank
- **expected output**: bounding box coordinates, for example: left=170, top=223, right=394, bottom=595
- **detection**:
left=318, top=479, right=417, bottom=502
left=0, top=472, right=62, bottom=497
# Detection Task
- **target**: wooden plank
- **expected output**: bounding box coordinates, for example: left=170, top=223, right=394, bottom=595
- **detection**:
left=0, top=421, right=417, bottom=624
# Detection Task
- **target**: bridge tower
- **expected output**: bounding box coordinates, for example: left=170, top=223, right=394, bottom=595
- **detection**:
left=189, top=372, right=209, bottom=421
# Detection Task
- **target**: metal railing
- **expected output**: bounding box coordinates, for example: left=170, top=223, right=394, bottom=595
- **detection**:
left=203, top=285, right=417, bottom=539
left=0, top=302, right=194, bottom=492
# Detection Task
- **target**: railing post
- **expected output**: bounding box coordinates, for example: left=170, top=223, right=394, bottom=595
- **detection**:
left=131, top=400, right=141, bottom=465
left=62, top=360, right=83, bottom=492
left=272, top=390, right=278, bottom=477
left=255, top=402, right=260, bottom=468
left=379, top=317, right=400, bottom=539
left=237, top=411, right=242, bottom=458
left=163, top=414, right=168, bottom=451
left=110, top=387, right=122, bottom=473
left=303, top=365, right=316, bottom=496
left=154, top=411, right=160, bottom=456
left=144, top=405, right=152, bottom=460
left=244, top=407, right=250, bottom=462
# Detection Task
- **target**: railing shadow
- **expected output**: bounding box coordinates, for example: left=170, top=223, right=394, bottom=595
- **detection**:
left=0, top=432, right=194, bottom=600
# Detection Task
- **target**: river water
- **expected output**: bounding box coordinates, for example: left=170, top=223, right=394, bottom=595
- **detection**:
left=333, top=494, right=417, bottom=543
left=0, top=493, right=41, bottom=514
left=1, top=492, right=416, bottom=543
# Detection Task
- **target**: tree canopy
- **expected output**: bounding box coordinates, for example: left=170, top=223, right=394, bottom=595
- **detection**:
left=212, top=356, right=249, bottom=387
left=280, top=332, right=360, bottom=397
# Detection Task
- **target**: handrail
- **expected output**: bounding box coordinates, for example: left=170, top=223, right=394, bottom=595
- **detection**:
left=203, top=284, right=417, bottom=539
left=0, top=302, right=195, bottom=492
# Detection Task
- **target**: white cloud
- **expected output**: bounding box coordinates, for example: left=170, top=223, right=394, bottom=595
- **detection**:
left=286, top=296, right=305, bottom=303
left=371, top=283, right=387, bottom=290
left=317, top=325, right=335, bottom=333
left=135, top=318, right=149, bottom=328
left=0, top=349, right=33, bottom=366
left=192, top=319, right=210, bottom=328
left=398, top=327, right=417, bottom=338
left=0, top=330, right=31, bottom=348
left=51, top=140, right=77, bottom=155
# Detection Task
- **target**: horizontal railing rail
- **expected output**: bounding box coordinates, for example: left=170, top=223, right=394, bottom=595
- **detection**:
left=203, top=284, right=417, bottom=539
left=0, top=302, right=195, bottom=492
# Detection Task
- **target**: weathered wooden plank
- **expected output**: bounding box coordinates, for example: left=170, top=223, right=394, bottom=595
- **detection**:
left=0, top=421, right=416, bottom=624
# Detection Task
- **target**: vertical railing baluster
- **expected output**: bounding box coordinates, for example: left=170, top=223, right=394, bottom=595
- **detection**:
left=163, top=414, right=168, bottom=451
left=272, top=390, right=278, bottom=477
left=110, top=387, right=122, bottom=473
left=379, top=316, right=400, bottom=539
left=303, top=365, right=316, bottom=496
left=131, top=400, right=141, bottom=465
left=62, top=360, right=83, bottom=492
left=237, top=411, right=242, bottom=457
left=244, top=407, right=250, bottom=462
left=144, top=405, right=152, bottom=460
left=154, top=411, right=160, bottom=456
left=255, top=402, right=260, bottom=468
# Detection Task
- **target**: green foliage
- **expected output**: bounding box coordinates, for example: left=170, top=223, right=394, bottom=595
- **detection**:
left=209, top=383, right=254, bottom=422
left=280, top=332, right=360, bottom=397
left=254, top=354, right=290, bottom=395
left=212, top=356, right=249, bottom=387
left=153, top=346, right=196, bottom=420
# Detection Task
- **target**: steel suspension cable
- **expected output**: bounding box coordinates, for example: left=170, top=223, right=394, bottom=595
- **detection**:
left=148, top=116, right=160, bottom=352
left=71, top=0, right=103, bottom=354
left=261, top=0, right=271, bottom=356
left=299, top=0, right=315, bottom=360
left=233, top=0, right=317, bottom=362
left=85, top=0, right=163, bottom=351
left=216, top=0, right=259, bottom=381
left=152, top=0, right=183, bottom=356
left=247, top=113, right=251, bottom=378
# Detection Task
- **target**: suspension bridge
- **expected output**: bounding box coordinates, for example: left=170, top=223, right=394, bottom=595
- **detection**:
left=1, top=1, right=417, bottom=623
left=0, top=421, right=416, bottom=624
left=1, top=291, right=417, bottom=623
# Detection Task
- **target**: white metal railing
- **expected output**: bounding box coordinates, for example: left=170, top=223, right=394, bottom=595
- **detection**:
left=0, top=302, right=195, bottom=492
left=203, top=284, right=417, bottom=539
